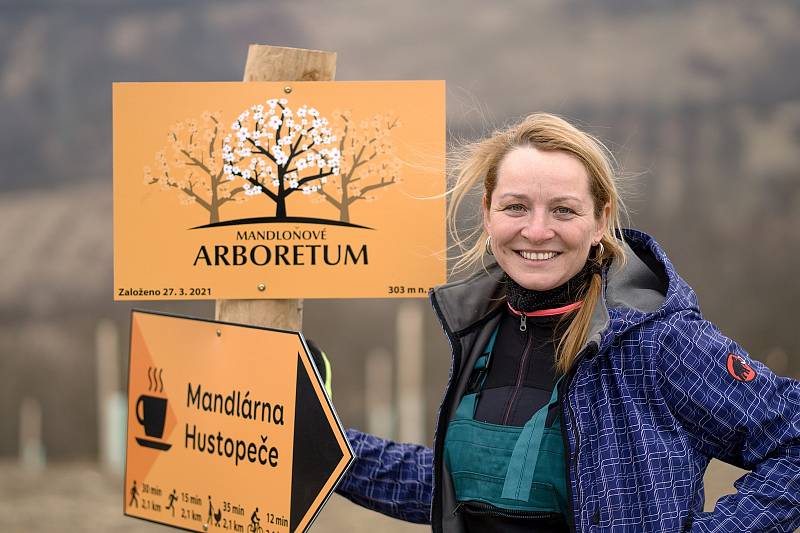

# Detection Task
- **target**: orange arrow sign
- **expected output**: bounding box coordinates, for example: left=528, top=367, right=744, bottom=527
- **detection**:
left=125, top=310, right=353, bottom=532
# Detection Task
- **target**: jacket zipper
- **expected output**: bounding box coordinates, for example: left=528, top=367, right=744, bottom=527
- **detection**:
left=454, top=501, right=560, bottom=520
left=429, top=291, right=464, bottom=533
left=560, top=342, right=597, bottom=533
left=566, top=387, right=582, bottom=529
left=501, top=322, right=533, bottom=425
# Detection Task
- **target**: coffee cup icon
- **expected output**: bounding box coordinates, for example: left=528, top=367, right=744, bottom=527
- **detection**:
left=135, top=395, right=171, bottom=451
left=137, top=394, right=167, bottom=437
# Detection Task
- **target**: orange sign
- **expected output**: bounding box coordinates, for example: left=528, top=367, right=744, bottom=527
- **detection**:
left=113, top=81, right=446, bottom=300
left=125, top=310, right=353, bottom=533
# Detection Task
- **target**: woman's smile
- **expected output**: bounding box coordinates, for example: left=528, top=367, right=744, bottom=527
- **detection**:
left=517, top=250, right=560, bottom=261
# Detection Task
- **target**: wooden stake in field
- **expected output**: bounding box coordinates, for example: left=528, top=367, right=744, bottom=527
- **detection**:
left=215, top=45, right=337, bottom=331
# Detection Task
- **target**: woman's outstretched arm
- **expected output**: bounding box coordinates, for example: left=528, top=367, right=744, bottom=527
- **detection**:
left=335, top=428, right=434, bottom=524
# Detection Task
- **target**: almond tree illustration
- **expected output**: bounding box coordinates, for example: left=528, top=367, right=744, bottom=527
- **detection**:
left=222, top=99, right=341, bottom=219
left=318, top=112, right=401, bottom=223
left=144, top=112, right=246, bottom=224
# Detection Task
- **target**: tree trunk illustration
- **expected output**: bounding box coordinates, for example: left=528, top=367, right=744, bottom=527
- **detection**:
left=318, top=113, right=400, bottom=224
left=146, top=113, right=246, bottom=227
left=339, top=202, right=350, bottom=223
left=275, top=197, right=287, bottom=218
left=223, top=101, right=339, bottom=220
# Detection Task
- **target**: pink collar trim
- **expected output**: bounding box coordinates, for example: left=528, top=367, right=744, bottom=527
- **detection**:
left=507, top=300, right=584, bottom=317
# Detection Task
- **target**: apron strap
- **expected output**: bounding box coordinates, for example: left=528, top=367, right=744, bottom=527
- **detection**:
left=501, top=378, right=563, bottom=501
left=454, top=325, right=500, bottom=421
left=464, top=324, right=500, bottom=398
left=454, top=392, right=478, bottom=420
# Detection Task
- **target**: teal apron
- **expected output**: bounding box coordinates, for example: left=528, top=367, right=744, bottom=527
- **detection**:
left=444, top=326, right=569, bottom=516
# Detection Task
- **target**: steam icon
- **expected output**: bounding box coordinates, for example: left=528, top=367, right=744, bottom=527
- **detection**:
left=135, top=367, right=172, bottom=451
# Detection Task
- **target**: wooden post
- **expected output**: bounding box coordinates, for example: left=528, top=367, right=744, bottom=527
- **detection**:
left=396, top=301, right=425, bottom=443
left=365, top=347, right=394, bottom=438
left=96, top=319, right=125, bottom=474
left=215, top=45, right=337, bottom=329
left=19, top=397, right=45, bottom=470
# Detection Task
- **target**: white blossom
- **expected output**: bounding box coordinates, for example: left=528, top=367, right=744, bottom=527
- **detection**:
left=221, top=101, right=340, bottom=206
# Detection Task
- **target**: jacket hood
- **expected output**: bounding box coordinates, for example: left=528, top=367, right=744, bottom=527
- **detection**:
left=607, top=230, right=700, bottom=311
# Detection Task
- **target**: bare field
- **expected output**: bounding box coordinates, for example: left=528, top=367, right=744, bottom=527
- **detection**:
left=0, top=460, right=761, bottom=532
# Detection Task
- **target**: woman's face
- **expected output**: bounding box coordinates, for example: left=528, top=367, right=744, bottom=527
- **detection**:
left=483, top=146, right=608, bottom=291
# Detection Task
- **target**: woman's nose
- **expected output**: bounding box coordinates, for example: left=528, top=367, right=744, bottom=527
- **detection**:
left=520, top=212, right=555, bottom=242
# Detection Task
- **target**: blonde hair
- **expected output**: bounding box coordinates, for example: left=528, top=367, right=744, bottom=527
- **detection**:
left=448, top=113, right=627, bottom=375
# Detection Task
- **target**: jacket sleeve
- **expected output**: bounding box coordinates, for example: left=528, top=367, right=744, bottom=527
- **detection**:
left=657, top=312, right=800, bottom=532
left=334, top=428, right=433, bottom=524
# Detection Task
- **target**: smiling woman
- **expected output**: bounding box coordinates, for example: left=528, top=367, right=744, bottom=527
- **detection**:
left=333, top=113, right=800, bottom=533
left=484, top=146, right=607, bottom=293
left=450, top=114, right=627, bottom=377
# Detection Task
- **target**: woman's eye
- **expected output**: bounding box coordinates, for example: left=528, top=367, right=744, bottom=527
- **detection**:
left=554, top=206, right=575, bottom=216
left=503, top=203, right=526, bottom=213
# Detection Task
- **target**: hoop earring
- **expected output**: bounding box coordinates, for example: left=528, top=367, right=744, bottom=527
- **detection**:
left=594, top=241, right=605, bottom=261
left=485, top=235, right=494, bottom=256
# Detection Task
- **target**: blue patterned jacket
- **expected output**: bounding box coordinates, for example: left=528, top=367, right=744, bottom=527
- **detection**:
left=335, top=230, right=800, bottom=532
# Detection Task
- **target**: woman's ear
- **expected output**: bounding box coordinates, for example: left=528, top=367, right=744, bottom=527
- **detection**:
left=594, top=202, right=611, bottom=243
